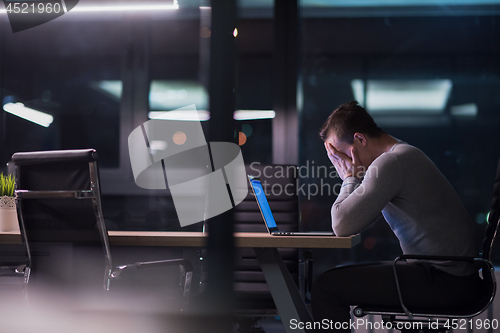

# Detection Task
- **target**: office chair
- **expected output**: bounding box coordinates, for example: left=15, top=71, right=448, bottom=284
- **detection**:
left=353, top=158, right=500, bottom=332
left=12, top=149, right=193, bottom=310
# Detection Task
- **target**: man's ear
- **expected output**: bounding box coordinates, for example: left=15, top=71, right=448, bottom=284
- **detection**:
left=353, top=133, right=367, bottom=146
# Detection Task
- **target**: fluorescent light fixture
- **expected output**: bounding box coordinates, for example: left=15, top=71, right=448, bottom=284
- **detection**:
left=150, top=81, right=208, bottom=111
left=3, top=102, right=53, bottom=127
left=72, top=1, right=178, bottom=12
left=0, top=1, right=178, bottom=14
left=301, top=0, right=500, bottom=7
left=450, top=103, right=477, bottom=117
left=233, top=110, right=276, bottom=120
left=351, top=79, right=365, bottom=105
left=148, top=109, right=276, bottom=121
left=90, top=80, right=123, bottom=100
left=149, top=110, right=210, bottom=121
left=149, top=140, right=168, bottom=152
left=351, top=79, right=452, bottom=114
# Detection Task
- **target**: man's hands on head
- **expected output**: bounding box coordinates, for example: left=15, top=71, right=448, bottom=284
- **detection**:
left=324, top=142, right=365, bottom=181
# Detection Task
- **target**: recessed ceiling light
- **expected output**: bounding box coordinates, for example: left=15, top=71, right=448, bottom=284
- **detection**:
left=3, top=102, right=54, bottom=127
left=351, top=79, right=452, bottom=114
left=233, top=110, right=275, bottom=120
left=149, top=110, right=210, bottom=121
left=450, top=103, right=478, bottom=117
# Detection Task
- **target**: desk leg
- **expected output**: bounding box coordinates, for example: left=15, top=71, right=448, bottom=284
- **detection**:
left=254, top=247, right=313, bottom=333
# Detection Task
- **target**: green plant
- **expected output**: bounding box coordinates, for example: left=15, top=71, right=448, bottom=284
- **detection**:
left=0, top=173, right=15, bottom=197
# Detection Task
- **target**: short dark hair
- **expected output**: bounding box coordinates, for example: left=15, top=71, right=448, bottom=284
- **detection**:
left=319, top=100, right=384, bottom=144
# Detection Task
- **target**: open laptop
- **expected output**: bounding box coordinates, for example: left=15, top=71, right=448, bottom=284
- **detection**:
left=248, top=176, right=336, bottom=236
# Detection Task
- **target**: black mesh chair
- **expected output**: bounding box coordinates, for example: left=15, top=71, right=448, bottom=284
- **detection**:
left=12, top=149, right=193, bottom=309
left=353, top=159, right=500, bottom=331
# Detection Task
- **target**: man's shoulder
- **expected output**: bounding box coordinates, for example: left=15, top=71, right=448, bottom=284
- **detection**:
left=389, top=143, right=427, bottom=160
left=371, top=143, right=428, bottom=171
left=376, top=143, right=438, bottom=177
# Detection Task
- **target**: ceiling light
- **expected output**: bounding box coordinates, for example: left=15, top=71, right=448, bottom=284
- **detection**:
left=233, top=110, right=275, bottom=120
left=91, top=80, right=122, bottom=100
left=72, top=1, right=178, bottom=12
left=149, top=81, right=208, bottom=111
left=302, top=0, right=500, bottom=7
left=450, top=103, right=477, bottom=117
left=3, top=102, right=53, bottom=127
left=352, top=79, right=452, bottom=114
left=148, top=110, right=210, bottom=121
left=149, top=140, right=168, bottom=151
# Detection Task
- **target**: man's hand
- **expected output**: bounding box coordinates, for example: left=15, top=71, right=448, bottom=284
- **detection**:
left=324, top=142, right=365, bottom=181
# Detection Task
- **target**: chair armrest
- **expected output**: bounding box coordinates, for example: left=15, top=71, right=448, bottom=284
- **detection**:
left=109, top=258, right=194, bottom=311
left=111, top=259, right=193, bottom=279
left=15, top=264, right=26, bottom=275
left=397, top=254, right=477, bottom=263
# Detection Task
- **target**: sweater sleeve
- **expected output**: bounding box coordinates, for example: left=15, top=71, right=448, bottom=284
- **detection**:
left=331, top=153, right=403, bottom=236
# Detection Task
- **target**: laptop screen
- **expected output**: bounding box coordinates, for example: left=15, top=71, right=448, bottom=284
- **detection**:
left=249, top=178, right=277, bottom=229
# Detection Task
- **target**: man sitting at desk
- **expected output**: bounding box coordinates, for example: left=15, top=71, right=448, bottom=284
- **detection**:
left=311, top=101, right=482, bottom=331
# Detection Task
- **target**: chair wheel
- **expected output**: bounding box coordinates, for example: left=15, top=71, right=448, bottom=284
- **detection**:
left=353, top=307, right=363, bottom=317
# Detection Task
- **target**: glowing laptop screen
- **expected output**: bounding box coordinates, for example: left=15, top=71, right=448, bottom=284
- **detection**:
left=249, top=178, right=277, bottom=229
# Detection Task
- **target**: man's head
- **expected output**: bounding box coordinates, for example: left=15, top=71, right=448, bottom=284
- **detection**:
left=319, top=101, right=385, bottom=168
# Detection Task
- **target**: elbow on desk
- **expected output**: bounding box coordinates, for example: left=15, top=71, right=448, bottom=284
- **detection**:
left=331, top=222, right=354, bottom=237
left=331, top=209, right=357, bottom=237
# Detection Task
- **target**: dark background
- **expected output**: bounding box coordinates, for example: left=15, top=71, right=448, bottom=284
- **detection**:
left=1, top=1, right=499, bottom=281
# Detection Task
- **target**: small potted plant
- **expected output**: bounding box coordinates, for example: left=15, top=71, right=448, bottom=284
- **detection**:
left=0, top=173, right=19, bottom=232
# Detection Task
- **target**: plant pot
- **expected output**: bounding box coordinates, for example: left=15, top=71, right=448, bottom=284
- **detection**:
left=0, top=196, right=19, bottom=232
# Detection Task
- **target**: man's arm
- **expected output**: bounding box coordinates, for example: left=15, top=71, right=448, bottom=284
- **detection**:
left=331, top=154, right=403, bottom=236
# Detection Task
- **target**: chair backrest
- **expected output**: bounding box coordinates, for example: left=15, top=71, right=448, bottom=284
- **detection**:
left=232, top=164, right=299, bottom=310
left=471, top=158, right=500, bottom=314
left=12, top=149, right=112, bottom=293
left=484, top=158, right=500, bottom=261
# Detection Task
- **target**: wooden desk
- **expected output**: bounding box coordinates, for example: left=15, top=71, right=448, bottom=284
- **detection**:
left=0, top=231, right=359, bottom=248
left=0, top=231, right=360, bottom=333
left=109, top=231, right=359, bottom=248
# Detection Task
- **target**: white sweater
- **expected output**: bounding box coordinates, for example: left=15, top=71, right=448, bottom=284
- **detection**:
left=331, top=142, right=479, bottom=276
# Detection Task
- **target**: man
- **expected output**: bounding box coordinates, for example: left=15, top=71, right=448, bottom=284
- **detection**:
left=311, top=101, right=483, bottom=331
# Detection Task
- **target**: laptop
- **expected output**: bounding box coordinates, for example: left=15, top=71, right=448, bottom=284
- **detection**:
left=248, top=176, right=336, bottom=236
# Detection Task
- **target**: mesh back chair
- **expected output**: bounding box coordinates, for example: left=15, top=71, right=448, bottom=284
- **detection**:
left=12, top=149, right=193, bottom=308
left=353, top=158, right=500, bottom=331
left=232, top=164, right=311, bottom=313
